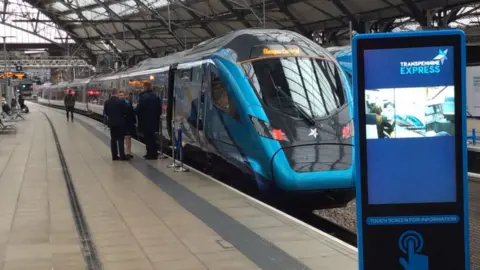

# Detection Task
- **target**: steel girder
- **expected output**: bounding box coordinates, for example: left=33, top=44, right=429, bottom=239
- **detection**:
left=0, top=57, right=90, bottom=68
left=330, top=0, right=365, bottom=33
left=0, top=17, right=94, bottom=64
left=58, top=0, right=128, bottom=61
left=91, top=0, right=157, bottom=56
left=130, top=0, right=186, bottom=48
left=402, top=0, right=428, bottom=26
left=22, top=0, right=98, bottom=64
left=272, top=0, right=309, bottom=36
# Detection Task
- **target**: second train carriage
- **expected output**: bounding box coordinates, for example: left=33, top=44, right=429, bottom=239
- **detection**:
left=38, top=29, right=356, bottom=208
left=326, top=46, right=353, bottom=86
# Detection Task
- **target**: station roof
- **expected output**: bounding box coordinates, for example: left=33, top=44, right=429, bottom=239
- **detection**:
left=3, top=0, right=480, bottom=63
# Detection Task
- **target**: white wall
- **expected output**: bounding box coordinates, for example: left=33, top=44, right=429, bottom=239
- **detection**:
left=467, top=66, right=480, bottom=117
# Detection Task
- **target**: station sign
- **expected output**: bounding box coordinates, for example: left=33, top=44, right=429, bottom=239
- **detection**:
left=0, top=71, right=25, bottom=79
left=352, top=30, right=470, bottom=270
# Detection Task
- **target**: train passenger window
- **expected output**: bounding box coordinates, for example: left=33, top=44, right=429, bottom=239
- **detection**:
left=211, top=72, right=239, bottom=120
left=58, top=89, right=66, bottom=100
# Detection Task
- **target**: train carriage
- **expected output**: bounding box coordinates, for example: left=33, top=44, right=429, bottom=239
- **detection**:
left=38, top=29, right=356, bottom=208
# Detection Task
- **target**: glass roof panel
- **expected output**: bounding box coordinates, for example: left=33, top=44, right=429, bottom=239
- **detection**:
left=71, top=0, right=97, bottom=8
left=51, top=2, right=69, bottom=12
left=142, top=0, right=169, bottom=9
left=63, top=13, right=81, bottom=20
left=81, top=7, right=107, bottom=20
left=109, top=1, right=140, bottom=17
left=0, top=0, right=74, bottom=43
left=151, top=0, right=169, bottom=9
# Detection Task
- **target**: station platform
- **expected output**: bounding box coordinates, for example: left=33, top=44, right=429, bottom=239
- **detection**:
left=0, top=103, right=357, bottom=270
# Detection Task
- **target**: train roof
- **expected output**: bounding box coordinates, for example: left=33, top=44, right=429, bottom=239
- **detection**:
left=50, top=81, right=69, bottom=89
left=84, top=29, right=339, bottom=83
left=326, top=46, right=350, bottom=55
left=328, top=46, right=352, bottom=75
left=87, top=29, right=336, bottom=80
left=67, top=77, right=92, bottom=86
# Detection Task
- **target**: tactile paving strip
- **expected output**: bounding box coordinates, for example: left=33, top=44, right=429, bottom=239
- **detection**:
left=43, top=112, right=103, bottom=270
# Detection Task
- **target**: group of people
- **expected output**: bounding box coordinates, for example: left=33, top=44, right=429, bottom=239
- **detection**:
left=103, top=82, right=162, bottom=161
left=2, top=94, right=29, bottom=116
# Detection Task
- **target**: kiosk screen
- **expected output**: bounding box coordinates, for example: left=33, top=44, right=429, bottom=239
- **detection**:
left=364, top=46, right=456, bottom=205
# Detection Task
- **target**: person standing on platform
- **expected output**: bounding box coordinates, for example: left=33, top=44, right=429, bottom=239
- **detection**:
left=18, top=94, right=28, bottom=113
left=64, top=90, right=76, bottom=121
left=136, top=82, right=161, bottom=160
left=122, top=92, right=136, bottom=159
left=10, top=98, right=17, bottom=111
left=104, top=89, right=130, bottom=161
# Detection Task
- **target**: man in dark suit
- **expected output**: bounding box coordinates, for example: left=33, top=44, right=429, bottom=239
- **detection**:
left=104, top=89, right=130, bottom=161
left=136, top=82, right=161, bottom=160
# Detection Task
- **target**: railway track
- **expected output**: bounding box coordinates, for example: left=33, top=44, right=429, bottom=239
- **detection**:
left=37, top=102, right=359, bottom=248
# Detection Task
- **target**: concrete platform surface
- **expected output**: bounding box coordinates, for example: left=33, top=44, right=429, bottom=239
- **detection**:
left=0, top=103, right=358, bottom=270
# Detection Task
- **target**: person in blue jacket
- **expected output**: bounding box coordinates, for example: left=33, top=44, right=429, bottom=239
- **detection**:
left=135, top=82, right=161, bottom=160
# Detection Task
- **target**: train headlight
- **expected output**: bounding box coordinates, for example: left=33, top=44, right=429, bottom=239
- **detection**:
left=342, top=120, right=354, bottom=139
left=249, top=115, right=288, bottom=142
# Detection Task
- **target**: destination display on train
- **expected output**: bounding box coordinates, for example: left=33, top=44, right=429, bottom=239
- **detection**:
left=363, top=46, right=456, bottom=205
left=249, top=44, right=306, bottom=59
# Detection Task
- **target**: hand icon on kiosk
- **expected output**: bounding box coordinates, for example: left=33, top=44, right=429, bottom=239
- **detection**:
left=398, top=231, right=429, bottom=270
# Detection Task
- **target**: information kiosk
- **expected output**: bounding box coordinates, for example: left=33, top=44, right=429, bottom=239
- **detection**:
left=352, top=30, right=470, bottom=270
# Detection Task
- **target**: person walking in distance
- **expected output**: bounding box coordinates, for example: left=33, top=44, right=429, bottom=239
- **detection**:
left=123, top=92, right=136, bottom=159
left=136, top=82, right=161, bottom=160
left=64, top=90, right=76, bottom=121
left=104, top=89, right=130, bottom=161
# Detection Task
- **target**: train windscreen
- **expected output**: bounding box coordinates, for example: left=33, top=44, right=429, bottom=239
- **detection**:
left=243, top=57, right=347, bottom=121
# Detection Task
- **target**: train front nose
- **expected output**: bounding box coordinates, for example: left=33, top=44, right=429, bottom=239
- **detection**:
left=271, top=143, right=354, bottom=191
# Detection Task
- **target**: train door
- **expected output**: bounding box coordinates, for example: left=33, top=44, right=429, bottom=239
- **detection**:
left=166, top=65, right=177, bottom=142
left=202, top=61, right=245, bottom=164
left=197, top=64, right=209, bottom=149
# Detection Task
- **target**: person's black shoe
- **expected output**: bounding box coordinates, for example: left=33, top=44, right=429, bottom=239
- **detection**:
left=118, top=156, right=131, bottom=161
left=126, top=154, right=134, bottom=159
left=112, top=156, right=120, bottom=160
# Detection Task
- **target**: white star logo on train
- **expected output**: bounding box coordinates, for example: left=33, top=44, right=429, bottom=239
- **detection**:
left=308, top=128, right=318, bottom=139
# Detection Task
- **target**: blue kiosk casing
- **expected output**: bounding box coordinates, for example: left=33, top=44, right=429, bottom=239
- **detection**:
left=353, top=30, right=469, bottom=270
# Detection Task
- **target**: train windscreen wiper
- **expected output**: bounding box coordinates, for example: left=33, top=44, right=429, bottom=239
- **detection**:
left=265, top=69, right=316, bottom=126
left=275, top=86, right=316, bottom=126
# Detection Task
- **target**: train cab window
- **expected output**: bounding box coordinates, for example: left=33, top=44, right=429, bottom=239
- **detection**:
left=71, top=87, right=82, bottom=102
left=245, top=57, right=347, bottom=120
left=210, top=72, right=239, bottom=120
left=51, top=90, right=57, bottom=100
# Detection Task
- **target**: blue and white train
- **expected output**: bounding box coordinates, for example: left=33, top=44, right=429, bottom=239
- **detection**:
left=38, top=29, right=355, bottom=208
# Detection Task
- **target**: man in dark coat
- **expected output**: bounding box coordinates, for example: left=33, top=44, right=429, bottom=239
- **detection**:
left=136, top=82, right=161, bottom=160
left=18, top=95, right=28, bottom=113
left=104, top=89, right=130, bottom=161
left=64, top=90, right=76, bottom=121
